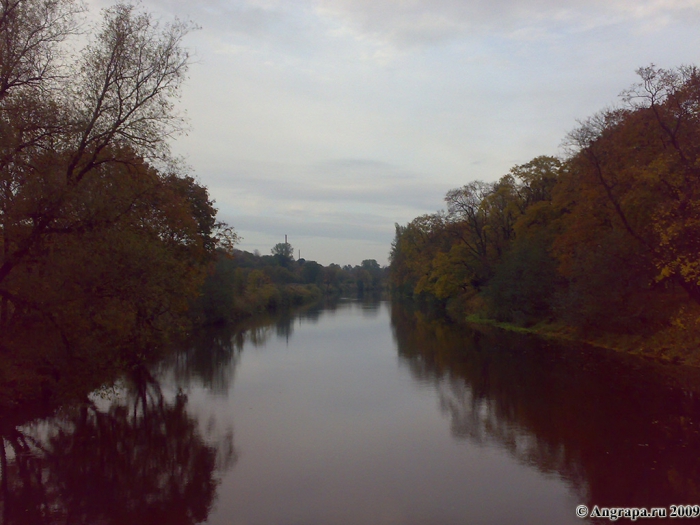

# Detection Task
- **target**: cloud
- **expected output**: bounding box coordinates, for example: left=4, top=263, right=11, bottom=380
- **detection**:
left=200, top=156, right=449, bottom=264
left=143, top=0, right=325, bottom=55
left=315, top=0, right=700, bottom=46
left=96, top=0, right=700, bottom=51
left=227, top=211, right=392, bottom=243
left=217, top=204, right=399, bottom=265
left=204, top=158, right=447, bottom=213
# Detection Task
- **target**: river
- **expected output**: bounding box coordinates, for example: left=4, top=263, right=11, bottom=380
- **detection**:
left=3, top=298, right=700, bottom=524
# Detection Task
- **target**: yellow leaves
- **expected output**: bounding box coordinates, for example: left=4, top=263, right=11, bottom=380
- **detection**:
left=513, top=201, right=559, bottom=240
left=390, top=66, right=700, bottom=336
left=412, top=240, right=475, bottom=301
left=432, top=249, right=471, bottom=300
left=392, top=157, right=565, bottom=305
left=656, top=265, right=675, bottom=282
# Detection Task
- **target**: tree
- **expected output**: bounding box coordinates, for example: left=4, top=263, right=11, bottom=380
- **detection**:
left=0, top=1, right=233, bottom=382
left=0, top=0, right=82, bottom=100
left=509, top=156, right=561, bottom=208
left=360, top=259, right=383, bottom=289
left=389, top=66, right=700, bottom=335
left=389, top=213, right=449, bottom=296
left=559, top=66, right=700, bottom=308
left=1, top=1, right=198, bottom=290
left=443, top=181, right=498, bottom=288
left=301, top=260, right=322, bottom=284
left=271, top=241, right=294, bottom=267
left=621, top=65, right=700, bottom=303
left=323, top=263, right=340, bottom=292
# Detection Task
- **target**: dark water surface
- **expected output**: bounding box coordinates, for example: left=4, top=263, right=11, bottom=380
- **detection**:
left=3, top=299, right=700, bottom=524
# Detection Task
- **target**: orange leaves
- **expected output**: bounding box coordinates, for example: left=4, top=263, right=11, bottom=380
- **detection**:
left=391, top=65, right=700, bottom=333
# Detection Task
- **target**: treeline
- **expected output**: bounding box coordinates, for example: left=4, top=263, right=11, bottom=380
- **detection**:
left=195, top=242, right=386, bottom=324
left=390, top=65, right=700, bottom=358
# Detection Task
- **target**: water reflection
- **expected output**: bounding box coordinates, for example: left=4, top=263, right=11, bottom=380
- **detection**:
left=391, top=302, right=700, bottom=514
left=164, top=310, right=313, bottom=394
left=164, top=298, right=384, bottom=395
left=0, top=366, right=235, bottom=525
left=12, top=296, right=686, bottom=524
left=359, top=294, right=383, bottom=317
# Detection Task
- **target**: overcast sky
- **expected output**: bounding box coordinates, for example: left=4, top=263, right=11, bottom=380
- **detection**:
left=98, top=0, right=700, bottom=265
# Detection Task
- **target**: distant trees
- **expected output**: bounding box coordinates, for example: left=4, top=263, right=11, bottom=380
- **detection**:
left=390, top=65, right=700, bottom=338
left=301, top=260, right=323, bottom=285
left=195, top=246, right=387, bottom=324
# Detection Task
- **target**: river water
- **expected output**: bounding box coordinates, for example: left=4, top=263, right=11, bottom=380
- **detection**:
left=4, top=298, right=700, bottom=524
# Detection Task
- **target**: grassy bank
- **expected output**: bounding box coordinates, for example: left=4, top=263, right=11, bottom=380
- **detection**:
left=464, top=313, right=700, bottom=367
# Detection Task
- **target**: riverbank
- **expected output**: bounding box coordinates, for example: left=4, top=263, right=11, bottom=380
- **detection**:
left=464, top=313, right=700, bottom=368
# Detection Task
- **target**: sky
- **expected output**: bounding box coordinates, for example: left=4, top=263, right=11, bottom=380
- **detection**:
left=93, top=0, right=700, bottom=266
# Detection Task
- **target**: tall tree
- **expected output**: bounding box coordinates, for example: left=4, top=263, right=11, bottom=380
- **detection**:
left=0, top=2, right=233, bottom=383
left=560, top=66, right=700, bottom=308
left=271, top=241, right=294, bottom=267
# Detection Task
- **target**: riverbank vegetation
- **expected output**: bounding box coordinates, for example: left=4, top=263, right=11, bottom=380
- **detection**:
left=0, top=0, right=238, bottom=409
left=389, top=65, right=700, bottom=365
left=194, top=243, right=387, bottom=324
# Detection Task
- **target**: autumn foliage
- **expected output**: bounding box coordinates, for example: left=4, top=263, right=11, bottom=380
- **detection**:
left=389, top=65, right=700, bottom=360
left=0, top=0, right=231, bottom=405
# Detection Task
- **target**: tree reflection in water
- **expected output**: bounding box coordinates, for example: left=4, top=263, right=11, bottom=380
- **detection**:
left=163, top=300, right=339, bottom=395
left=0, top=366, right=235, bottom=525
left=165, top=314, right=291, bottom=394
left=391, top=302, right=700, bottom=513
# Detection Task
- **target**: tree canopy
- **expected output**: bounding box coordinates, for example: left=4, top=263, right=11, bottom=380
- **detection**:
left=0, top=0, right=234, bottom=403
